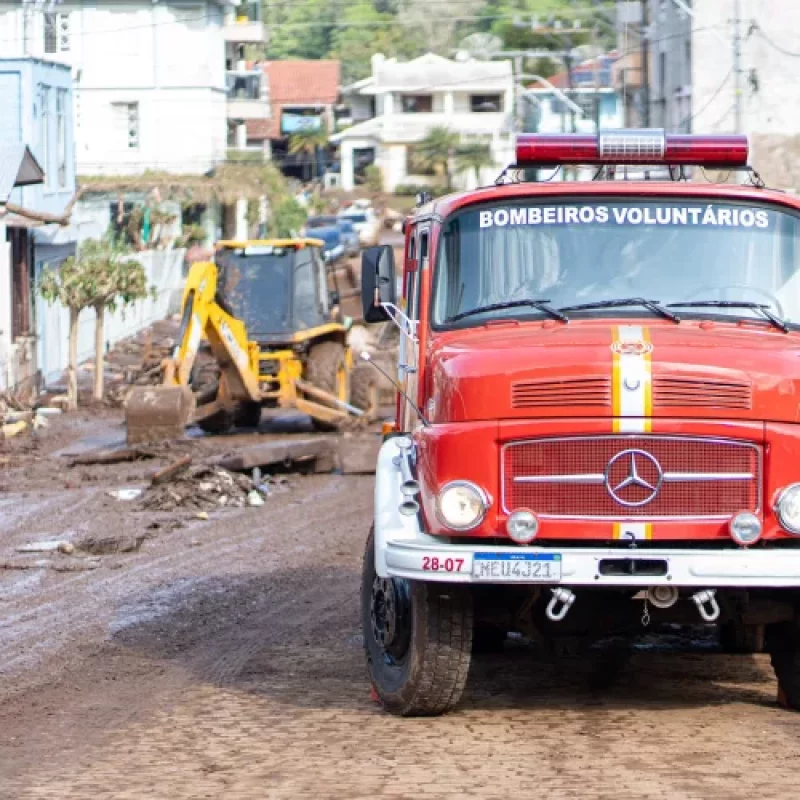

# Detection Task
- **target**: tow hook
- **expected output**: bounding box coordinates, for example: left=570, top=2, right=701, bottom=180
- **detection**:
left=691, top=589, right=721, bottom=622
left=546, top=588, right=576, bottom=622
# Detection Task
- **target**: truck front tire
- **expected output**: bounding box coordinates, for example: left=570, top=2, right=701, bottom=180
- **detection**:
left=362, top=529, right=473, bottom=716
left=768, top=622, right=800, bottom=709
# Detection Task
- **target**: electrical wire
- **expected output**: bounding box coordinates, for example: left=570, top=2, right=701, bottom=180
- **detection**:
left=677, top=65, right=733, bottom=129
left=754, top=25, right=800, bottom=57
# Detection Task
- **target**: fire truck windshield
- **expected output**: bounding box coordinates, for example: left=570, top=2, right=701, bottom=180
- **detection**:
left=432, top=200, right=800, bottom=328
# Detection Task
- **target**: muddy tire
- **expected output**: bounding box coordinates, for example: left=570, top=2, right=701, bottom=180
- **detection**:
left=196, top=407, right=235, bottom=435
left=768, top=622, right=800, bottom=709
left=720, top=622, right=765, bottom=654
left=305, top=341, right=349, bottom=432
left=235, top=402, right=262, bottom=429
left=350, top=364, right=379, bottom=420
left=362, top=529, right=473, bottom=716
left=190, top=364, right=235, bottom=435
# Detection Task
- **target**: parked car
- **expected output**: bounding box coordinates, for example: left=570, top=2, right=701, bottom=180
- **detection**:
left=340, top=203, right=381, bottom=247
left=307, top=215, right=359, bottom=257
left=311, top=225, right=345, bottom=264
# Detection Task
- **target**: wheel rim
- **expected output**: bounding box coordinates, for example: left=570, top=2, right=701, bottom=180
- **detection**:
left=370, top=575, right=411, bottom=664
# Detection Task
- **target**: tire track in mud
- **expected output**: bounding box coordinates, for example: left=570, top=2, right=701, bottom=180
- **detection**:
left=0, top=476, right=371, bottom=690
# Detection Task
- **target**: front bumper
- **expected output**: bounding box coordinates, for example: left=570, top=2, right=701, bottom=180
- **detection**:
left=374, top=438, right=800, bottom=589
left=383, top=540, right=800, bottom=587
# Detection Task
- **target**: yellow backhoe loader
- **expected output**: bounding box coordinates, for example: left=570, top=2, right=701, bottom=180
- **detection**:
left=125, top=239, right=378, bottom=444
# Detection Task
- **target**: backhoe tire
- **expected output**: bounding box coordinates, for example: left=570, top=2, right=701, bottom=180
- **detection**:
left=305, top=341, right=349, bottom=432
left=362, top=529, right=473, bottom=716
left=350, top=364, right=380, bottom=421
left=235, top=402, right=262, bottom=429
left=190, top=363, right=235, bottom=435
left=196, top=408, right=235, bottom=435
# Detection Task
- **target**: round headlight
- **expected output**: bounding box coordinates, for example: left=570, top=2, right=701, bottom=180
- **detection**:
left=729, top=511, right=762, bottom=546
left=776, top=483, right=800, bottom=535
left=436, top=481, right=488, bottom=531
left=507, top=510, right=539, bottom=544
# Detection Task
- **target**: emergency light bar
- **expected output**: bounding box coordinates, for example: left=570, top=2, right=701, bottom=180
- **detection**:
left=515, top=129, right=749, bottom=168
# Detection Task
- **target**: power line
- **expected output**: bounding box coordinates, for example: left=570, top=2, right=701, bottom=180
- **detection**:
left=753, top=24, right=800, bottom=57
left=677, top=65, right=733, bottom=130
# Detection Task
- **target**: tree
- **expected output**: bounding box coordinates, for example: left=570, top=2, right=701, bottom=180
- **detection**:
left=39, top=239, right=151, bottom=409
left=414, top=127, right=460, bottom=189
left=455, top=140, right=495, bottom=186
left=288, top=128, right=329, bottom=182
left=330, top=5, right=419, bottom=84
left=268, top=197, right=308, bottom=238
left=263, top=0, right=337, bottom=62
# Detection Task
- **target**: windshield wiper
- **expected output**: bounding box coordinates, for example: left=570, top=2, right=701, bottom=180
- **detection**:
left=558, top=297, right=680, bottom=323
left=447, top=299, right=568, bottom=324
left=666, top=300, right=789, bottom=333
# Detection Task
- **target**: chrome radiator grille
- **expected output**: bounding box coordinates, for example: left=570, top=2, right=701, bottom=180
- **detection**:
left=502, top=435, right=761, bottom=519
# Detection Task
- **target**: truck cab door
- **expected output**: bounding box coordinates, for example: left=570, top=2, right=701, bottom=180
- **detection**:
left=398, top=226, right=427, bottom=431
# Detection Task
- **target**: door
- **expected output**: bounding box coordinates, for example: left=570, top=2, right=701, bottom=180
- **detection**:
left=398, top=226, right=427, bottom=431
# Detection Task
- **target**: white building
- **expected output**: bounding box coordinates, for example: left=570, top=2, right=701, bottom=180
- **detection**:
left=333, top=53, right=515, bottom=192
left=0, top=0, right=236, bottom=176
left=627, top=0, right=800, bottom=191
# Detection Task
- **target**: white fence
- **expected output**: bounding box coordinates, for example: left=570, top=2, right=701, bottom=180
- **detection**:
left=36, top=249, right=185, bottom=386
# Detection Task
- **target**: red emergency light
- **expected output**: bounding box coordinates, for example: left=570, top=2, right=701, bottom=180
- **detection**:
left=515, top=129, right=749, bottom=169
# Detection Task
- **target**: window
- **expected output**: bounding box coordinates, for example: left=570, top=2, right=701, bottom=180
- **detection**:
left=470, top=94, right=502, bottom=113
left=112, top=102, right=140, bottom=150
left=293, top=250, right=322, bottom=329
left=56, top=90, right=67, bottom=187
left=40, top=85, right=50, bottom=184
left=433, top=201, right=800, bottom=327
left=401, top=95, right=432, bottom=113
left=44, top=12, right=70, bottom=54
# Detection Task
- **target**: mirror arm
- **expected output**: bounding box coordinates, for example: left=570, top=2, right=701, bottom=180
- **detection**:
left=381, top=302, right=418, bottom=344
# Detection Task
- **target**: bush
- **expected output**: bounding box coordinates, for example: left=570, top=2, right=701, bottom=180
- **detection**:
left=364, top=164, right=383, bottom=193
left=268, top=197, right=308, bottom=238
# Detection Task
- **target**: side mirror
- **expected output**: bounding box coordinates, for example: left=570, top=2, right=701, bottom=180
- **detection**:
left=361, top=244, right=396, bottom=323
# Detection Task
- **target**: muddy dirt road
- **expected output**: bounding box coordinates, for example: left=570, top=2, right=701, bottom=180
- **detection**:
left=1, top=418, right=800, bottom=799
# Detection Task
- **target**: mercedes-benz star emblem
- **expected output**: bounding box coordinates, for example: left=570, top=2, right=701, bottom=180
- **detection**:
left=604, top=449, right=664, bottom=507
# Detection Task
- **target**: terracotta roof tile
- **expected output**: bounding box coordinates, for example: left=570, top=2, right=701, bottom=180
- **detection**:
left=250, top=60, right=341, bottom=140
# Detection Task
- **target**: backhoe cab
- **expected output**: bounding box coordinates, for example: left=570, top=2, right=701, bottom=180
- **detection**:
left=125, top=239, right=378, bottom=443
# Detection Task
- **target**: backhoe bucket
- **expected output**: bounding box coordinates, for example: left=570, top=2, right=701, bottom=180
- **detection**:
left=125, top=385, right=196, bottom=445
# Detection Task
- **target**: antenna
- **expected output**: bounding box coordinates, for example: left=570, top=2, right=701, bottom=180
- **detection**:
left=359, top=352, right=430, bottom=427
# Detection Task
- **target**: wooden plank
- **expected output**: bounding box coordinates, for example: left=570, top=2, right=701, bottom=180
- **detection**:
left=212, top=437, right=335, bottom=471
left=150, top=455, right=193, bottom=485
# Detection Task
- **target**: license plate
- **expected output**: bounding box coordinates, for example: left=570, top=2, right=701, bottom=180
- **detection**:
left=472, top=552, right=561, bottom=583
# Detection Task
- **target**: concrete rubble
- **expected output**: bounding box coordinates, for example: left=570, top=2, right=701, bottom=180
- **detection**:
left=138, top=463, right=290, bottom=512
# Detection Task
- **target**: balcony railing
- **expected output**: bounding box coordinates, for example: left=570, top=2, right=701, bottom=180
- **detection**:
left=227, top=71, right=263, bottom=101
left=224, top=3, right=266, bottom=43
left=226, top=71, right=269, bottom=120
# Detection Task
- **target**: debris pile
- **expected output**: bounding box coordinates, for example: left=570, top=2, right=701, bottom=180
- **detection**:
left=101, top=319, right=179, bottom=405
left=1, top=403, right=62, bottom=439
left=139, top=463, right=286, bottom=511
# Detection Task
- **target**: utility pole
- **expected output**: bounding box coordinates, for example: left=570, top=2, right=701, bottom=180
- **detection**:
left=732, top=0, right=742, bottom=130
left=641, top=0, right=650, bottom=126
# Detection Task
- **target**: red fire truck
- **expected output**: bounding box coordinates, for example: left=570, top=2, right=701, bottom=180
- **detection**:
left=359, top=130, right=800, bottom=716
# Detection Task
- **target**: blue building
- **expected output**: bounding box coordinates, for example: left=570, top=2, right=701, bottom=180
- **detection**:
left=0, top=57, right=79, bottom=389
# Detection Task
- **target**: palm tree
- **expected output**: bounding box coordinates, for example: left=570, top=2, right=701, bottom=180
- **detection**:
left=414, top=126, right=459, bottom=189
left=288, top=128, right=329, bottom=182
left=455, top=140, right=494, bottom=187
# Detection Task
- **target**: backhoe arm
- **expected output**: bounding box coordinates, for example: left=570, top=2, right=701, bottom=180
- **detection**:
left=125, top=261, right=261, bottom=444
left=166, top=260, right=261, bottom=403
